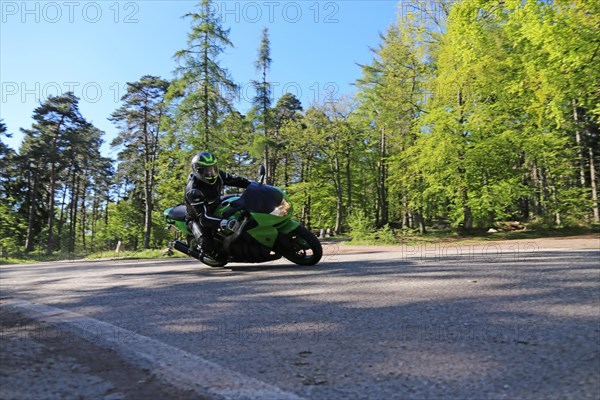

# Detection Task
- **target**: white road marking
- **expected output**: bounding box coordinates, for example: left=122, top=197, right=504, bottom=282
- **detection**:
left=3, top=298, right=305, bottom=400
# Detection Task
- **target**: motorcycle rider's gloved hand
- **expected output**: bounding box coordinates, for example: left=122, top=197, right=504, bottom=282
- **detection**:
left=220, top=219, right=239, bottom=232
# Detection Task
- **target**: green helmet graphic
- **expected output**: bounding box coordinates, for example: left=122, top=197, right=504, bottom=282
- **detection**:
left=191, top=152, right=219, bottom=184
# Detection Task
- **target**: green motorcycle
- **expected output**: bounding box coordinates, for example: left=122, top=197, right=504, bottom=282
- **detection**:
left=163, top=167, right=322, bottom=268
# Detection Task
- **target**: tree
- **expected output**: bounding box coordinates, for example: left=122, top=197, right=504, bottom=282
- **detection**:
left=167, top=0, right=237, bottom=149
left=0, top=120, right=15, bottom=196
left=0, top=120, right=25, bottom=252
left=356, top=15, right=429, bottom=229
left=252, top=27, right=274, bottom=183
left=110, top=75, right=169, bottom=249
left=507, top=0, right=600, bottom=222
left=272, top=93, right=303, bottom=186
left=19, top=93, right=98, bottom=253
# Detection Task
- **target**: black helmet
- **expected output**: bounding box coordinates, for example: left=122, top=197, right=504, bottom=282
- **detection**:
left=191, top=152, right=219, bottom=184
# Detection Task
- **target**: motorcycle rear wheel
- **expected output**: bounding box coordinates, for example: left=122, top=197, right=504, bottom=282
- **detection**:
left=276, top=226, right=323, bottom=266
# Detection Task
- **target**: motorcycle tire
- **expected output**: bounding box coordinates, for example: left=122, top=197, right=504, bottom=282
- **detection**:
left=276, top=226, right=323, bottom=266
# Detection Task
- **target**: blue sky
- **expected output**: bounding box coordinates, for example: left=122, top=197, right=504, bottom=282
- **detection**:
left=1, top=1, right=400, bottom=156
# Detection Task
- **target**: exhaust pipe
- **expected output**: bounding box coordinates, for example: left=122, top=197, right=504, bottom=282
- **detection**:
left=172, top=240, right=202, bottom=260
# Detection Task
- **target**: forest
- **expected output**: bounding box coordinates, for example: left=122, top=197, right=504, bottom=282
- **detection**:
left=0, top=0, right=598, bottom=257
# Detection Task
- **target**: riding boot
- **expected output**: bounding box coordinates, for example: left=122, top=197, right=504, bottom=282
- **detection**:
left=201, top=234, right=225, bottom=261
left=188, top=221, right=204, bottom=250
left=189, top=221, right=223, bottom=261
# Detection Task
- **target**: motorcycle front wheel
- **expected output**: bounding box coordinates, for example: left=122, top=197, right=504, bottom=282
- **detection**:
left=276, top=226, right=323, bottom=266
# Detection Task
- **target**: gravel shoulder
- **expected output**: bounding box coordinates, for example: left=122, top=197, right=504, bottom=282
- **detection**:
left=0, top=309, right=202, bottom=400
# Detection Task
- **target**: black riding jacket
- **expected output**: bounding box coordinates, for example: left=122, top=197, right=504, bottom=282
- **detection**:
left=184, top=171, right=251, bottom=229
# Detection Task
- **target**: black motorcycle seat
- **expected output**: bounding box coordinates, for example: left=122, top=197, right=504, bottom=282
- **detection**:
left=167, top=204, right=187, bottom=221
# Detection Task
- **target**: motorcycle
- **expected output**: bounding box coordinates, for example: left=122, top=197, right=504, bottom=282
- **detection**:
left=163, top=166, right=323, bottom=268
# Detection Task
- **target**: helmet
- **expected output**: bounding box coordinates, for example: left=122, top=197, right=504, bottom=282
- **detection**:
left=191, top=152, right=219, bottom=184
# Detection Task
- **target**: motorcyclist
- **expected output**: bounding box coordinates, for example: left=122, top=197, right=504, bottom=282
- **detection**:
left=185, top=151, right=251, bottom=260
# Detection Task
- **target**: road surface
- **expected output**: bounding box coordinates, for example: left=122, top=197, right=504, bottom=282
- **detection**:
left=1, top=237, right=599, bottom=399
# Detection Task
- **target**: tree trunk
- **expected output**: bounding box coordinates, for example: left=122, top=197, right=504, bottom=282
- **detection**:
left=540, top=167, right=551, bottom=219
left=572, top=100, right=587, bottom=187
left=24, top=172, right=38, bottom=253
left=333, top=150, right=343, bottom=234
left=46, top=116, right=65, bottom=255
left=104, top=194, right=110, bottom=226
left=345, top=147, right=353, bottom=216
left=57, top=174, right=70, bottom=251
left=403, top=211, right=410, bottom=229
left=91, top=189, right=99, bottom=252
left=301, top=161, right=312, bottom=228
left=590, top=146, right=599, bottom=223
left=283, top=154, right=289, bottom=187
left=377, top=127, right=389, bottom=227
left=531, top=163, right=543, bottom=217
left=69, top=175, right=80, bottom=254
left=305, top=193, right=312, bottom=229
left=46, top=160, right=56, bottom=255
left=463, top=205, right=473, bottom=230
left=46, top=134, right=60, bottom=255
left=264, top=146, right=270, bottom=185
left=461, top=188, right=473, bottom=230
left=81, top=183, right=87, bottom=251
left=142, top=121, right=152, bottom=249
left=416, top=208, right=426, bottom=235
left=202, top=21, right=210, bottom=147
left=143, top=168, right=153, bottom=249
left=551, top=181, right=561, bottom=226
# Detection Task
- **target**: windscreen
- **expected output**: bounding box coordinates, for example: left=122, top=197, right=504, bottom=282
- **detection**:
left=237, top=183, right=283, bottom=213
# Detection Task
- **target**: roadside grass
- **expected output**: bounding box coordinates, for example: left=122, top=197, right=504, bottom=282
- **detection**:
left=0, top=258, right=34, bottom=265
left=0, top=248, right=186, bottom=265
left=84, top=249, right=187, bottom=261
left=0, top=251, right=88, bottom=265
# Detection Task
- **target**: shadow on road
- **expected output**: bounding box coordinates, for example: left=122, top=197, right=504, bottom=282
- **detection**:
left=2, top=250, right=599, bottom=399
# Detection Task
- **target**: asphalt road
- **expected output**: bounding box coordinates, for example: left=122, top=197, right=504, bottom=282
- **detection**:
left=1, top=242, right=599, bottom=399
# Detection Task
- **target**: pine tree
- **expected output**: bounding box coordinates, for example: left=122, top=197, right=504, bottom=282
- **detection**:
left=252, top=27, right=273, bottom=183
left=19, top=93, right=97, bottom=253
left=167, top=0, right=237, bottom=149
left=110, top=75, right=169, bottom=249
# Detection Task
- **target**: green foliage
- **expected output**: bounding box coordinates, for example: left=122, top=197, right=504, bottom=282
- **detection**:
left=0, top=198, right=26, bottom=251
left=376, top=224, right=398, bottom=245
left=347, top=210, right=375, bottom=242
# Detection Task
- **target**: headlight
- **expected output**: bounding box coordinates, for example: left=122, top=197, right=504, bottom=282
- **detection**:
left=270, top=198, right=291, bottom=217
